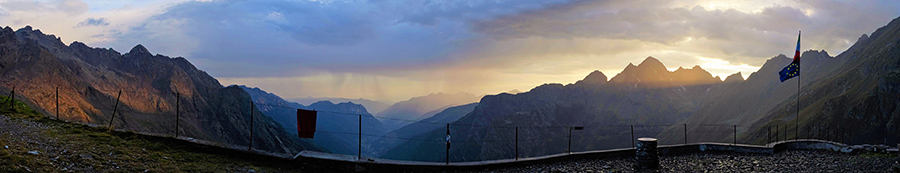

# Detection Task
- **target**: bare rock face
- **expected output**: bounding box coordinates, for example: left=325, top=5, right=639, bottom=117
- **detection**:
left=0, top=26, right=319, bottom=154
left=575, top=70, right=608, bottom=86
left=609, top=56, right=721, bottom=88
left=723, top=72, right=744, bottom=83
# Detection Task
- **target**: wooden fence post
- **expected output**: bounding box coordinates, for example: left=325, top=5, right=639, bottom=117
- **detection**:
left=56, top=86, right=59, bottom=120
left=107, top=90, right=122, bottom=133
left=175, top=92, right=180, bottom=137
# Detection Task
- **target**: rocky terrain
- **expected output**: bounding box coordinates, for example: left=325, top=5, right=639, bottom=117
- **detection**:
left=0, top=26, right=318, bottom=155
left=468, top=151, right=900, bottom=173
left=3, top=93, right=898, bottom=172
left=0, top=103, right=343, bottom=172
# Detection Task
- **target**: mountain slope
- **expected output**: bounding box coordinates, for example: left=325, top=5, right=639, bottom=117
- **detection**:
left=288, top=97, right=390, bottom=115
left=307, top=101, right=387, bottom=156
left=375, top=102, right=477, bottom=159
left=0, top=26, right=318, bottom=154
left=738, top=16, right=900, bottom=145
left=376, top=92, right=479, bottom=131
left=386, top=64, right=720, bottom=161
left=664, top=16, right=898, bottom=145
left=238, top=85, right=387, bottom=156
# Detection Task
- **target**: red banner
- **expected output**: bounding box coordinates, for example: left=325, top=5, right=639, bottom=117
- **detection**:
left=297, top=109, right=317, bottom=138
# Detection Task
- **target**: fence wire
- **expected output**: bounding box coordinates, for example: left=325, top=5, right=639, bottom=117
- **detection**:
left=2, top=85, right=883, bottom=163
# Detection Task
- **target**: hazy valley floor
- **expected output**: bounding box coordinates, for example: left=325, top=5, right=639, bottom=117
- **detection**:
left=463, top=150, right=900, bottom=173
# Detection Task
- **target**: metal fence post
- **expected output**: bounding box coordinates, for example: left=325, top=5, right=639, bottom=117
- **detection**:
left=683, top=124, right=687, bottom=144
left=358, top=114, right=362, bottom=161
left=107, top=90, right=122, bottom=133
left=631, top=125, right=635, bottom=148
left=515, top=126, right=518, bottom=161
left=446, top=123, right=450, bottom=165
left=567, top=126, right=572, bottom=153
left=7, top=87, right=14, bottom=109
left=733, top=125, right=736, bottom=145
left=249, top=102, right=254, bottom=151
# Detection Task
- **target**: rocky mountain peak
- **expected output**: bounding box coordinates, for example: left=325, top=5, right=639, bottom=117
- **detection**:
left=69, top=41, right=89, bottom=49
left=575, top=70, right=608, bottom=86
left=610, top=56, right=720, bottom=87
left=723, top=72, right=744, bottom=83
left=128, top=44, right=152, bottom=56
left=637, top=56, right=667, bottom=72
left=17, top=25, right=33, bottom=32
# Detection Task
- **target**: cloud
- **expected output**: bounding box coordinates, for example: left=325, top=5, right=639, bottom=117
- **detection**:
left=101, top=0, right=580, bottom=78
left=43, top=0, right=900, bottom=101
left=0, top=0, right=88, bottom=16
left=75, top=17, right=109, bottom=27
left=57, top=0, right=88, bottom=15
left=470, top=0, right=900, bottom=65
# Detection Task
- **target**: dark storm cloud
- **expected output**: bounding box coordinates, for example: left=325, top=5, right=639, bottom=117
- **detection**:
left=105, top=0, right=576, bottom=78
left=103, top=0, right=900, bottom=80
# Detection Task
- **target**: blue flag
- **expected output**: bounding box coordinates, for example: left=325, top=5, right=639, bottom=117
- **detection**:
left=779, top=31, right=800, bottom=82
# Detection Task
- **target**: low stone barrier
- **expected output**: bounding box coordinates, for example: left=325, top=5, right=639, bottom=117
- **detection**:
left=292, top=139, right=892, bottom=172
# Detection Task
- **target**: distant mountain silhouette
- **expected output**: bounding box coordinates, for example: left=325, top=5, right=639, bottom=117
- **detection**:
left=723, top=72, right=744, bottom=83
left=0, top=26, right=319, bottom=153
left=376, top=92, right=479, bottom=132
left=388, top=16, right=900, bottom=162
left=288, top=97, right=390, bottom=115
left=574, top=70, right=608, bottom=86
left=375, top=102, right=477, bottom=159
left=609, top=56, right=720, bottom=87
left=239, top=85, right=387, bottom=156
left=387, top=57, right=720, bottom=161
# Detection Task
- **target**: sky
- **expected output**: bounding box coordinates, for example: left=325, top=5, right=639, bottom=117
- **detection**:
left=1, top=0, right=899, bottom=103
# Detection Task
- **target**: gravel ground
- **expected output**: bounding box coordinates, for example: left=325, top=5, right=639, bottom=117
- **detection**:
left=0, top=114, right=321, bottom=172
left=466, top=151, right=900, bottom=173
left=4, top=112, right=899, bottom=172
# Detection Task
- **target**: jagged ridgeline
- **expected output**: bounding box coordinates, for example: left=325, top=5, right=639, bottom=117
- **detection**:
left=386, top=16, right=900, bottom=162
left=0, top=26, right=324, bottom=154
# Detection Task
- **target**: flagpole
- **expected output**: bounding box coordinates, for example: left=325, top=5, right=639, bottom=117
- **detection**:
left=796, top=30, right=800, bottom=141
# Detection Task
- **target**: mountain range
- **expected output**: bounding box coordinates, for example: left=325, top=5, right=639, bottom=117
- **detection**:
left=240, top=85, right=386, bottom=156
left=384, top=16, right=900, bottom=162
left=3, top=15, right=899, bottom=163
left=376, top=92, right=479, bottom=132
left=240, top=85, right=484, bottom=157
left=0, top=26, right=322, bottom=154
left=288, top=97, right=391, bottom=115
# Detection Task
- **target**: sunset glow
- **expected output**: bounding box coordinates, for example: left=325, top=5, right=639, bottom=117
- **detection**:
left=2, top=0, right=898, bottom=102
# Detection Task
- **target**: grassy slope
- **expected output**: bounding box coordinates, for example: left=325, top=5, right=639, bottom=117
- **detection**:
left=0, top=95, right=343, bottom=172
